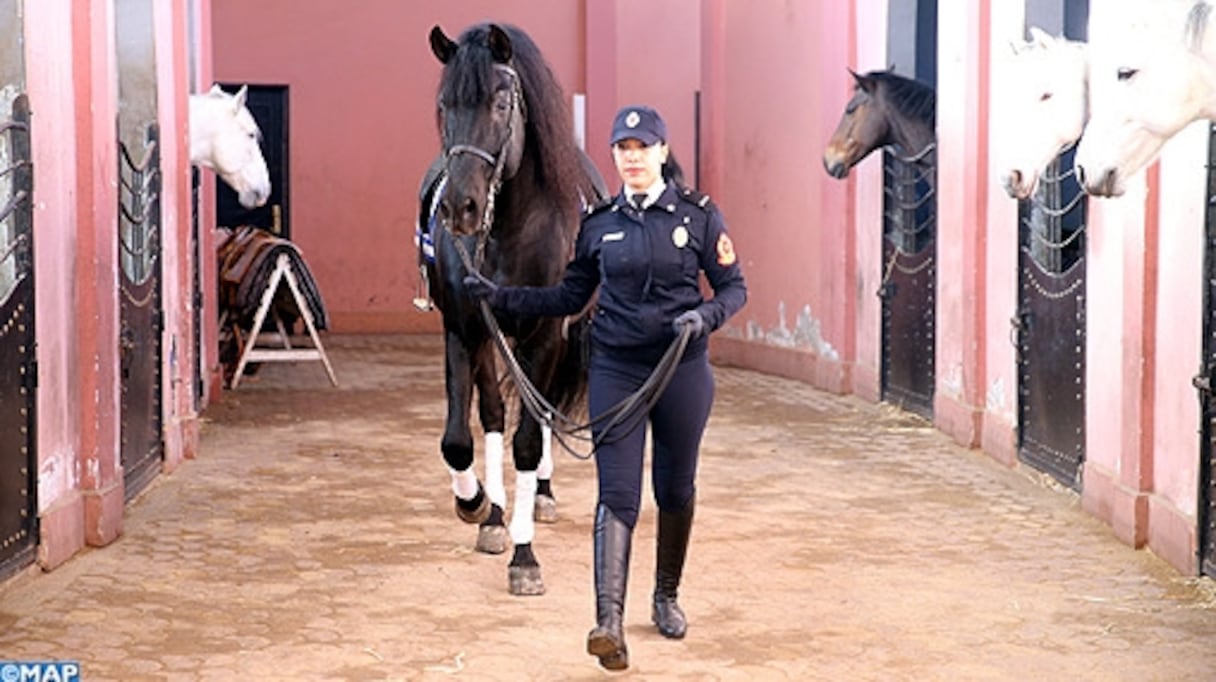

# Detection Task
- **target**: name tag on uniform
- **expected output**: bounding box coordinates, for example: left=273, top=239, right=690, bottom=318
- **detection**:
left=602, top=231, right=625, bottom=242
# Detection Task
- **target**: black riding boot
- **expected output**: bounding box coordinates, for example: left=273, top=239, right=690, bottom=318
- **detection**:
left=587, top=504, right=632, bottom=670
left=652, top=498, right=694, bottom=639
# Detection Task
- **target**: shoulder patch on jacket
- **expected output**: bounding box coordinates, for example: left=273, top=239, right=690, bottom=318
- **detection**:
left=678, top=187, right=714, bottom=211
left=585, top=195, right=615, bottom=216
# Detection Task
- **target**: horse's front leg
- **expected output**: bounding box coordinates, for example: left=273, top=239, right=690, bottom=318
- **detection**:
left=441, top=330, right=490, bottom=526
left=472, top=339, right=510, bottom=555
left=507, top=406, right=546, bottom=596
left=504, top=325, right=565, bottom=596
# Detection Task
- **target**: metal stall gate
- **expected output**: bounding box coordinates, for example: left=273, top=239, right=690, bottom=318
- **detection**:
left=1014, top=148, right=1086, bottom=490
left=1014, top=1, right=1089, bottom=492
left=881, top=0, right=937, bottom=418
left=1195, top=123, right=1216, bottom=577
left=880, top=148, right=936, bottom=417
left=117, top=124, right=163, bottom=500
left=0, top=0, right=36, bottom=580
left=0, top=94, right=35, bottom=580
left=116, top=0, right=163, bottom=500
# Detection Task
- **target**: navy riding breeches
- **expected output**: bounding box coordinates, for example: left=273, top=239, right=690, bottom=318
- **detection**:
left=589, top=350, right=714, bottom=529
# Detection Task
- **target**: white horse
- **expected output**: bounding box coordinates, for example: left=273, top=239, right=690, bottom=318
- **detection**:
left=1075, top=0, right=1216, bottom=196
left=189, top=84, right=271, bottom=208
left=1001, top=27, right=1089, bottom=200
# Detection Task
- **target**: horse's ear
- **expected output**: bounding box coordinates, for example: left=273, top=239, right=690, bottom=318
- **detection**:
left=487, top=24, right=513, bottom=64
left=232, top=85, right=248, bottom=111
left=209, top=83, right=224, bottom=96
left=430, top=25, right=457, bottom=64
left=849, top=68, right=874, bottom=93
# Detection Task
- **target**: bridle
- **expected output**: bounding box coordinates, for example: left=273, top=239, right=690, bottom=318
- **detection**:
left=441, top=62, right=526, bottom=259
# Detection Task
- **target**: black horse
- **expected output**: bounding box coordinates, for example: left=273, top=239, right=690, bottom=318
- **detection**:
left=420, top=22, right=606, bottom=596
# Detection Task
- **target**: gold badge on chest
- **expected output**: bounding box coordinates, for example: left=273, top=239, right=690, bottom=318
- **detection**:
left=672, top=225, right=689, bottom=248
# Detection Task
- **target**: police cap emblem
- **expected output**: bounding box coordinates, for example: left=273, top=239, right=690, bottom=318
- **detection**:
left=625, top=111, right=641, bottom=128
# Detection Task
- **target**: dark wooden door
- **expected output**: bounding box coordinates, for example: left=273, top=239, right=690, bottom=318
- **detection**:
left=1196, top=123, right=1216, bottom=578
left=880, top=152, right=936, bottom=417
left=1015, top=148, right=1086, bottom=490
left=216, top=84, right=289, bottom=238
left=0, top=95, right=36, bottom=579
left=118, top=124, right=164, bottom=500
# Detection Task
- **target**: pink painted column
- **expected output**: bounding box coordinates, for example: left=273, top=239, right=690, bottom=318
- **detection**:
left=583, top=0, right=619, bottom=183
left=933, top=0, right=990, bottom=447
left=156, top=0, right=199, bottom=471
left=75, top=0, right=124, bottom=551
left=1082, top=177, right=1155, bottom=548
left=193, top=0, right=223, bottom=404
left=851, top=0, right=890, bottom=403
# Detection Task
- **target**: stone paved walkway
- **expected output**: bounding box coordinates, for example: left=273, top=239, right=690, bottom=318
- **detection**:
left=1, top=335, right=1213, bottom=681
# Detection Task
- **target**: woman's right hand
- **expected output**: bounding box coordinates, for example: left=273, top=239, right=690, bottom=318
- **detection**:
left=463, top=271, right=500, bottom=305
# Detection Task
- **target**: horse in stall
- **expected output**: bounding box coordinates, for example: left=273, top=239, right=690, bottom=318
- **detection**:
left=822, top=68, right=937, bottom=182
left=1001, top=28, right=1090, bottom=200
left=1076, top=0, right=1216, bottom=196
left=190, top=84, right=271, bottom=209
left=421, top=22, right=605, bottom=596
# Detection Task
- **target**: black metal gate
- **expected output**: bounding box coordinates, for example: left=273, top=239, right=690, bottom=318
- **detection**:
left=1195, top=123, right=1216, bottom=577
left=879, top=147, right=936, bottom=417
left=1015, top=147, right=1086, bottom=490
left=0, top=94, right=36, bottom=579
left=118, top=123, right=163, bottom=501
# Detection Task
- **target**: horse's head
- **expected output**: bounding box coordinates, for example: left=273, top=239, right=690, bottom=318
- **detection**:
left=431, top=23, right=528, bottom=237
left=188, top=84, right=271, bottom=209
left=823, top=70, right=888, bottom=179
left=823, top=69, right=935, bottom=179
left=1076, top=4, right=1216, bottom=196
left=1000, top=28, right=1089, bottom=200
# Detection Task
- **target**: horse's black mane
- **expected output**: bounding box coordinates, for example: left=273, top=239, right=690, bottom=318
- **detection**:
left=865, top=70, right=936, bottom=129
left=438, top=23, right=586, bottom=215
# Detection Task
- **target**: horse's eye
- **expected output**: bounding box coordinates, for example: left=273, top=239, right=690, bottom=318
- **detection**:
left=845, top=101, right=859, bottom=114
left=1039, top=92, right=1053, bottom=102
left=1117, top=67, right=1138, bottom=81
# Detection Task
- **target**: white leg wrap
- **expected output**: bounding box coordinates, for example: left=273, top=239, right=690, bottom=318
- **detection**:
left=509, top=471, right=537, bottom=545
left=449, top=466, right=478, bottom=500
left=537, top=423, right=554, bottom=481
left=484, top=432, right=507, bottom=508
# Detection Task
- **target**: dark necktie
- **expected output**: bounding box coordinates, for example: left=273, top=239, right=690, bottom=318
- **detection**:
left=631, top=193, right=647, bottom=210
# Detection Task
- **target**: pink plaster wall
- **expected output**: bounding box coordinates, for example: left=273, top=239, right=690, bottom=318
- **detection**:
left=211, top=0, right=587, bottom=332
left=1148, top=122, right=1205, bottom=571
left=155, top=0, right=198, bottom=471
left=26, top=0, right=83, bottom=524
left=710, top=1, right=856, bottom=389
left=981, top=0, right=1027, bottom=466
left=933, top=0, right=990, bottom=447
left=582, top=0, right=700, bottom=195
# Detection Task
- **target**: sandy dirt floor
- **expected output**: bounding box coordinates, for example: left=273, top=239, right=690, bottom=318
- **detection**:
left=1, top=334, right=1213, bottom=681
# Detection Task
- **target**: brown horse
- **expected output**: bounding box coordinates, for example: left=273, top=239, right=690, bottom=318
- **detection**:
left=822, top=68, right=936, bottom=180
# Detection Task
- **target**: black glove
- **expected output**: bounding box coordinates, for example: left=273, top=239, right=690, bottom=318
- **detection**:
left=462, top=271, right=499, bottom=305
left=672, top=310, right=706, bottom=339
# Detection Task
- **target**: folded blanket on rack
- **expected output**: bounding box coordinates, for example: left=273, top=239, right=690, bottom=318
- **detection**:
left=216, top=225, right=329, bottom=331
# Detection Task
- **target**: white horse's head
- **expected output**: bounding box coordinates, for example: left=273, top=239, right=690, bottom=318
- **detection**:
left=1000, top=27, right=1089, bottom=200
left=1075, top=3, right=1216, bottom=196
left=189, top=84, right=271, bottom=208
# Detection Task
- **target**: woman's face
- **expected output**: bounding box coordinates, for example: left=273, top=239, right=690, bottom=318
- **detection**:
left=612, top=139, right=669, bottom=192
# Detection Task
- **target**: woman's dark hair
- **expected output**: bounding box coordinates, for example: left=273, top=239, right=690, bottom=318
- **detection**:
left=662, top=150, right=688, bottom=188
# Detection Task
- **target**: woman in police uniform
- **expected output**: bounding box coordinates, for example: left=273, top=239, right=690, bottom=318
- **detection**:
left=465, top=104, right=746, bottom=671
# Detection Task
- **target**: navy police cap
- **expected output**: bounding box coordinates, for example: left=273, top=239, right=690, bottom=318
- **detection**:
left=610, top=105, right=667, bottom=146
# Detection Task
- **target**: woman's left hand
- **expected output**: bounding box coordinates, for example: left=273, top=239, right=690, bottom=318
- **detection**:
left=672, top=310, right=706, bottom=338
